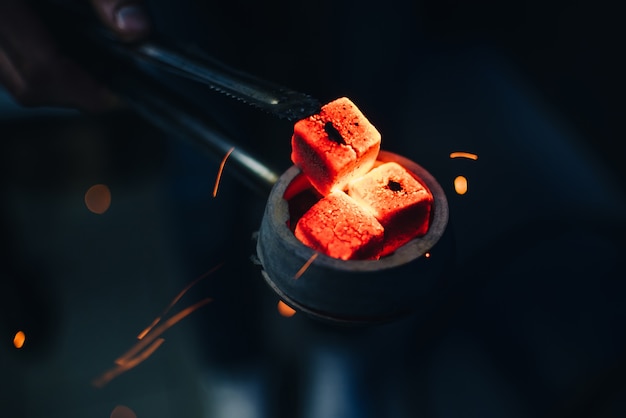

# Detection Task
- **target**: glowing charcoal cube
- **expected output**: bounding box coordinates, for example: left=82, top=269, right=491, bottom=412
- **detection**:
left=291, top=97, right=381, bottom=196
left=348, top=162, right=433, bottom=256
left=294, top=191, right=384, bottom=260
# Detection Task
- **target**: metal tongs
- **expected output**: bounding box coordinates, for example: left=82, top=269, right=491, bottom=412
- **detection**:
left=127, top=42, right=322, bottom=123
left=109, top=40, right=320, bottom=194
left=40, top=0, right=322, bottom=194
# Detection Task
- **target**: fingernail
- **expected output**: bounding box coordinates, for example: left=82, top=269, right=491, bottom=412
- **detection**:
left=115, top=4, right=149, bottom=34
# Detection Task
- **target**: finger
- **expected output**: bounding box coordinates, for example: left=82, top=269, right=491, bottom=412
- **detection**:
left=0, top=0, right=59, bottom=72
left=1, top=45, right=119, bottom=112
left=0, top=48, right=25, bottom=99
left=90, top=0, right=151, bottom=42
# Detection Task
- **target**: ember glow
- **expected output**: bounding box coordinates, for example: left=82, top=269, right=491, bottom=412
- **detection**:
left=348, top=162, right=433, bottom=256
left=288, top=161, right=433, bottom=259
left=13, top=330, right=25, bottom=349
left=84, top=184, right=111, bottom=214
left=291, top=97, right=381, bottom=196
left=295, top=191, right=384, bottom=260
left=288, top=97, right=434, bottom=260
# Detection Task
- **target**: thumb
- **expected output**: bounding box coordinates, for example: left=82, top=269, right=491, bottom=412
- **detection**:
left=90, top=0, right=151, bottom=42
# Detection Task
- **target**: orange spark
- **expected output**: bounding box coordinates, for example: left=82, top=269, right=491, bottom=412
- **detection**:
left=454, top=176, right=468, bottom=195
left=13, top=331, right=26, bottom=349
left=449, top=152, right=478, bottom=161
left=93, top=338, right=165, bottom=388
left=137, top=317, right=161, bottom=340
left=425, top=252, right=431, bottom=258
left=115, top=298, right=212, bottom=367
left=213, top=147, right=235, bottom=197
left=94, top=298, right=211, bottom=387
left=163, top=263, right=223, bottom=315
left=94, top=263, right=222, bottom=388
left=277, top=301, right=296, bottom=317
left=136, top=262, right=223, bottom=339
left=294, top=252, right=319, bottom=279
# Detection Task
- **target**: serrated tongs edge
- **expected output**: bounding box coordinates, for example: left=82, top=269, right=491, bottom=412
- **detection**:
left=128, top=41, right=322, bottom=122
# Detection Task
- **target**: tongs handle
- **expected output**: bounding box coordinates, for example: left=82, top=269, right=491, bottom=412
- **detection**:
left=36, top=0, right=285, bottom=195
left=117, top=72, right=281, bottom=194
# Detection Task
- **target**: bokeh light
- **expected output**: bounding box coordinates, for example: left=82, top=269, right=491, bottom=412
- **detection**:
left=110, top=405, right=137, bottom=418
left=277, top=301, right=296, bottom=317
left=454, top=176, right=468, bottom=195
left=13, top=331, right=26, bottom=349
left=85, top=184, right=111, bottom=214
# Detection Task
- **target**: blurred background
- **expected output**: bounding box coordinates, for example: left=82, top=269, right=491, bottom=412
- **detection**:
left=1, top=1, right=625, bottom=417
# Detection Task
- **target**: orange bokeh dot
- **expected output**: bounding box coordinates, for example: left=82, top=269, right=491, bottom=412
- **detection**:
left=277, top=301, right=296, bottom=317
left=85, top=184, right=111, bottom=214
left=454, top=176, right=468, bottom=195
left=13, top=331, right=26, bottom=349
left=110, top=405, right=137, bottom=418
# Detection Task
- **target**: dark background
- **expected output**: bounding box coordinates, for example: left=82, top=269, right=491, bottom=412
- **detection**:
left=417, top=0, right=625, bottom=190
left=126, top=0, right=624, bottom=190
left=1, top=1, right=625, bottom=417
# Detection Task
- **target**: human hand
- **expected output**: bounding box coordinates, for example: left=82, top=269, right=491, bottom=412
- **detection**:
left=0, top=0, right=151, bottom=112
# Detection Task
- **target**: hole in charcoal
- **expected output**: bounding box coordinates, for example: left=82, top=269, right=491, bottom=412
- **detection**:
left=324, top=122, right=346, bottom=145
left=387, top=180, right=403, bottom=192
